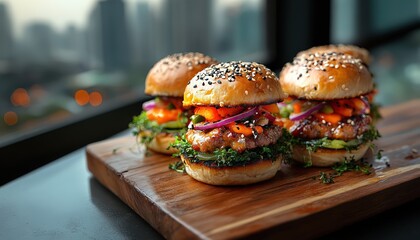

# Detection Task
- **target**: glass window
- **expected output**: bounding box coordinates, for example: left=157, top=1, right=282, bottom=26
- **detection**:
left=331, top=0, right=419, bottom=43
left=331, top=0, right=420, bottom=107
left=0, top=0, right=266, bottom=145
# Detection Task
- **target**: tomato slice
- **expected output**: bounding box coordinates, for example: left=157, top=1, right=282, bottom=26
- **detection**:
left=351, top=98, right=367, bottom=114
left=314, top=113, right=342, bottom=125
left=216, top=106, right=244, bottom=118
left=293, top=102, right=302, bottom=113
left=273, top=118, right=284, bottom=127
left=331, top=100, right=353, bottom=117
left=194, top=107, right=222, bottom=122
left=146, top=108, right=182, bottom=124
left=262, top=103, right=280, bottom=114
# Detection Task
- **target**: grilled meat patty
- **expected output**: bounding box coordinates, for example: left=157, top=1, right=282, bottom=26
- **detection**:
left=290, top=115, right=372, bottom=141
left=186, top=125, right=282, bottom=153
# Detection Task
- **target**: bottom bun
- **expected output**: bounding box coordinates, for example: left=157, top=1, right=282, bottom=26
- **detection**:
left=145, top=132, right=178, bottom=155
left=180, top=155, right=282, bottom=185
left=292, top=143, right=370, bottom=167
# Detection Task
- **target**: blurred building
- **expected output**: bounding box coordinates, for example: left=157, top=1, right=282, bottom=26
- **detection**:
left=162, top=0, right=212, bottom=54
left=233, top=2, right=263, bottom=55
left=87, top=0, right=130, bottom=72
left=131, top=1, right=156, bottom=68
left=54, top=24, right=88, bottom=66
left=22, top=22, right=54, bottom=64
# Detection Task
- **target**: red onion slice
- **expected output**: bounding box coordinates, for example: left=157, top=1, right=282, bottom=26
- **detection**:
left=194, top=107, right=258, bottom=131
left=142, top=99, right=156, bottom=111
left=360, top=97, right=370, bottom=114
left=289, top=102, right=325, bottom=121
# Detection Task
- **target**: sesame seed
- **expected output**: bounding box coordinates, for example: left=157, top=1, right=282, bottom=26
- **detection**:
left=245, top=90, right=248, bottom=95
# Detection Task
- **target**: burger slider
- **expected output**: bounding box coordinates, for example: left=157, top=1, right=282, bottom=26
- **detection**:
left=172, top=61, right=291, bottom=185
left=278, top=52, right=381, bottom=167
left=297, top=45, right=382, bottom=123
left=130, top=53, right=218, bottom=155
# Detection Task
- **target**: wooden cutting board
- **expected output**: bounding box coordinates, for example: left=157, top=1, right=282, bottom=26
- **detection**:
left=86, top=99, right=420, bottom=240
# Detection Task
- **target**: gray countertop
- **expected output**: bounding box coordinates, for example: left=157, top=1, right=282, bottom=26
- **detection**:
left=0, top=144, right=162, bottom=240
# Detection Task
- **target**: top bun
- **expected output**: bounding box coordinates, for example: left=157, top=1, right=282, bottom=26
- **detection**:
left=297, top=44, right=371, bottom=65
left=183, top=61, right=287, bottom=107
left=279, top=52, right=374, bottom=100
left=145, top=52, right=218, bottom=97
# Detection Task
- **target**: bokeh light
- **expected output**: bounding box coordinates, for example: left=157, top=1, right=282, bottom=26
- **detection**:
left=11, top=88, right=30, bottom=107
left=4, top=111, right=18, bottom=126
left=89, top=91, right=103, bottom=107
left=74, top=89, right=89, bottom=106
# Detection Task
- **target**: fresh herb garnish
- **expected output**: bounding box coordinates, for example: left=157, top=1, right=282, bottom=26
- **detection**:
left=169, top=160, right=185, bottom=173
left=332, top=156, right=372, bottom=175
left=376, top=149, right=384, bottom=159
left=315, top=156, right=372, bottom=184
left=361, top=125, right=381, bottom=143
left=319, top=172, right=335, bottom=184
left=112, top=148, right=120, bottom=154
left=370, top=102, right=383, bottom=122
left=170, top=129, right=294, bottom=167
left=303, top=158, right=313, bottom=168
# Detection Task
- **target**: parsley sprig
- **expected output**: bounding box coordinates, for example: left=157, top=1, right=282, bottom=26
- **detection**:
left=315, top=156, right=372, bottom=184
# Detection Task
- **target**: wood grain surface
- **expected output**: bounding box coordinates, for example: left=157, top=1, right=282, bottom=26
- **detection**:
left=86, top=99, right=420, bottom=239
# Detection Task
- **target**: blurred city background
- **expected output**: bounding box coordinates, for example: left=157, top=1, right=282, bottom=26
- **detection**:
left=0, top=0, right=419, bottom=145
left=0, top=0, right=266, bottom=143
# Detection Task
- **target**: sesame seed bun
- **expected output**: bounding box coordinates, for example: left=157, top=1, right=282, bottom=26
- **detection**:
left=291, top=143, right=370, bottom=167
left=279, top=52, right=374, bottom=100
left=145, top=52, right=218, bottom=97
left=183, top=61, right=287, bottom=108
left=181, top=154, right=282, bottom=185
left=297, top=44, right=371, bottom=65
